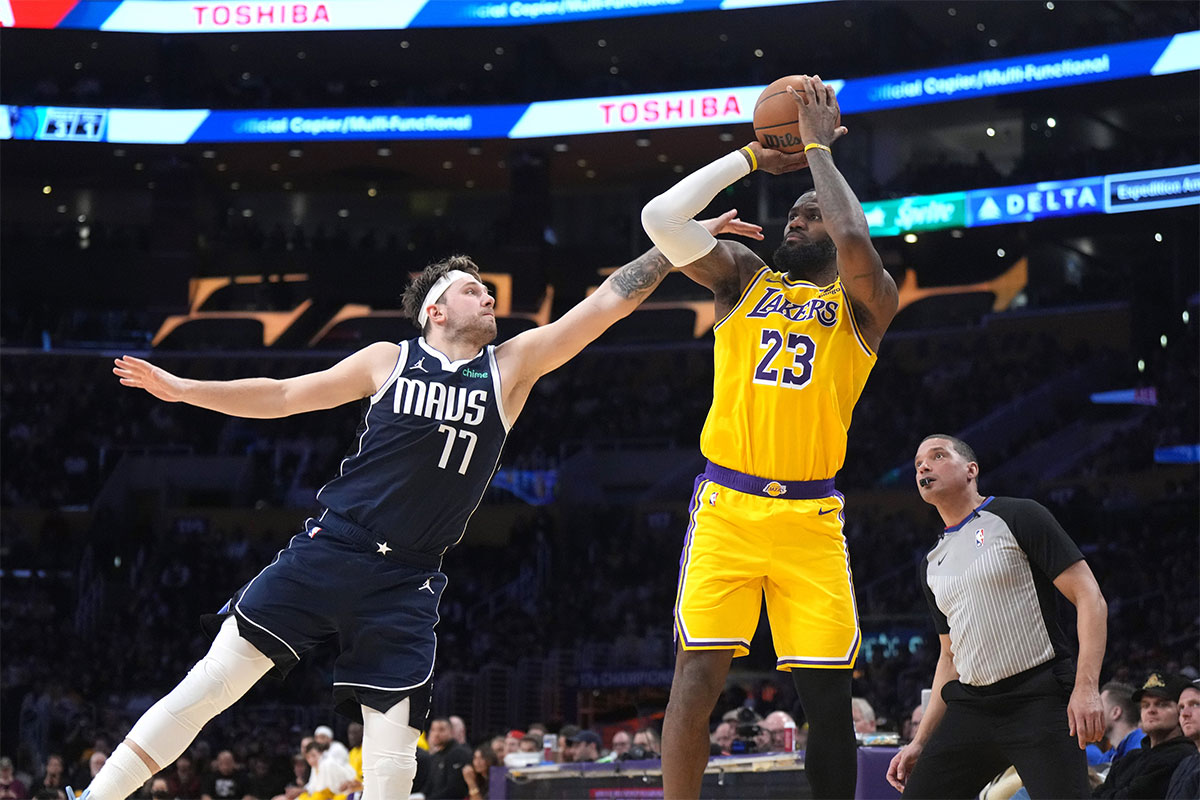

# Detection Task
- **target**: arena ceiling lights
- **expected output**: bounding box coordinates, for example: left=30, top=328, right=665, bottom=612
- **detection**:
left=0, top=0, right=828, bottom=31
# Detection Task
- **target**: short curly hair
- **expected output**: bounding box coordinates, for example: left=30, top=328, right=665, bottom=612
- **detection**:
left=401, top=255, right=482, bottom=334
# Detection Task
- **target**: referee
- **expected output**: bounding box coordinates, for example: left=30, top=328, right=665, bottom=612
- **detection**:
left=887, top=434, right=1108, bottom=799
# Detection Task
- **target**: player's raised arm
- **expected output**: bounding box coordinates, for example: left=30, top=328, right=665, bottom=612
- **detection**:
left=494, top=211, right=760, bottom=419
left=113, top=340, right=400, bottom=419
left=641, top=143, right=806, bottom=315
left=789, top=76, right=897, bottom=349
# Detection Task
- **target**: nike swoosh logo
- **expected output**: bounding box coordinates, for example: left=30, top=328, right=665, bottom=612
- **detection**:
left=937, top=555, right=947, bottom=566
left=818, top=508, right=835, bottom=515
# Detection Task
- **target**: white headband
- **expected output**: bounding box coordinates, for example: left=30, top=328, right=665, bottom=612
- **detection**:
left=417, top=269, right=476, bottom=327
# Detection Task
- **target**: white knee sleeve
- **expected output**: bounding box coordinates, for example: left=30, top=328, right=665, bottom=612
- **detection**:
left=361, top=698, right=421, bottom=800
left=127, top=616, right=273, bottom=768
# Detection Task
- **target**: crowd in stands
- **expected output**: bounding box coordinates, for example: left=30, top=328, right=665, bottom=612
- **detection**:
left=2, top=304, right=1195, bottom=789
left=3, top=670, right=1198, bottom=798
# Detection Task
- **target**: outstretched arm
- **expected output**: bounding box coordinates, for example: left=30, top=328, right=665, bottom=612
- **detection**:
left=113, top=341, right=400, bottom=419
left=790, top=77, right=897, bottom=350
left=495, top=211, right=759, bottom=420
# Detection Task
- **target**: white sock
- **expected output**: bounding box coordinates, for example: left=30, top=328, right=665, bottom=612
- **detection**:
left=85, top=743, right=151, bottom=800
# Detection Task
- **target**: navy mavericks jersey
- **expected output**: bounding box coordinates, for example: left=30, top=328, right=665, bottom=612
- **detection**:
left=316, top=338, right=510, bottom=557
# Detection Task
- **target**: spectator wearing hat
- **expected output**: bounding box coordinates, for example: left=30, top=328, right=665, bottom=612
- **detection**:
left=312, top=726, right=349, bottom=767
left=421, top=717, right=471, bottom=800
left=503, top=730, right=525, bottom=756
left=1087, top=681, right=1146, bottom=770
left=1094, top=672, right=1195, bottom=798
left=566, top=731, right=601, bottom=763
left=1166, top=679, right=1199, bottom=800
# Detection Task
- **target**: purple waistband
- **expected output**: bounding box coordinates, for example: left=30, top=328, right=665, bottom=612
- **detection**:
left=703, top=461, right=836, bottom=500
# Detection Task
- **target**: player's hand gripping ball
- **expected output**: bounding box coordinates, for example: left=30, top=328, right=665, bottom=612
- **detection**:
left=753, top=75, right=839, bottom=153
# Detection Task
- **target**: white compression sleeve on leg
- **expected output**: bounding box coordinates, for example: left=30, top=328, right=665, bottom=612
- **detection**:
left=82, top=743, right=151, bottom=800
left=641, top=150, right=752, bottom=267
left=125, top=616, right=273, bottom=768
left=361, top=698, right=421, bottom=800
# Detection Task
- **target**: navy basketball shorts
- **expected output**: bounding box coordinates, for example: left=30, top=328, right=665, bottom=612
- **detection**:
left=202, top=514, right=445, bottom=722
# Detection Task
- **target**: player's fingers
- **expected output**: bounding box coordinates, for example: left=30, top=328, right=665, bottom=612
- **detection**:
left=798, top=76, right=817, bottom=104
left=786, top=85, right=808, bottom=106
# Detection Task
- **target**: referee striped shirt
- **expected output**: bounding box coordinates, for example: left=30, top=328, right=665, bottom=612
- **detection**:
left=921, top=496, right=1084, bottom=687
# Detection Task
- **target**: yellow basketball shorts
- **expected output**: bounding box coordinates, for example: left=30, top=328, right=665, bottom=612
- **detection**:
left=673, top=462, right=861, bottom=670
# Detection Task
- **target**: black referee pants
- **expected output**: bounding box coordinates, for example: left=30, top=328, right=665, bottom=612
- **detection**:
left=901, top=665, right=1089, bottom=799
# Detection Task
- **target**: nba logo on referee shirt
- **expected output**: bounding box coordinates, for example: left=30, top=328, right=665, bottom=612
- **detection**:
left=975, top=528, right=985, bottom=547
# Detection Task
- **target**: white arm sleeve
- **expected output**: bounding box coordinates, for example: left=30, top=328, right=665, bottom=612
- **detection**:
left=641, top=150, right=752, bottom=267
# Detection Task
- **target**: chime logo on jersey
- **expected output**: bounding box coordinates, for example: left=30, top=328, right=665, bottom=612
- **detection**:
left=745, top=287, right=839, bottom=326
left=975, top=528, right=985, bottom=547
left=393, top=377, right=488, bottom=425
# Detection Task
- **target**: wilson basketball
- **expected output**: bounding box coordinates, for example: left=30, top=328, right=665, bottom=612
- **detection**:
left=753, top=75, right=808, bottom=153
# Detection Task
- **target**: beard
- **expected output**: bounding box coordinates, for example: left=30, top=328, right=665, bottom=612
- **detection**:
left=449, top=314, right=497, bottom=346
left=773, top=237, right=837, bottom=281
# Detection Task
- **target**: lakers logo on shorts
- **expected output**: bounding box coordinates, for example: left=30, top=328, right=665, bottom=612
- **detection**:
left=763, top=481, right=787, bottom=497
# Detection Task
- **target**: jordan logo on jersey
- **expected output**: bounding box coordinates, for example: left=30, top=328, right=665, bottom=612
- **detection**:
left=410, top=357, right=428, bottom=373
left=418, top=578, right=435, bottom=594
left=746, top=287, right=839, bottom=326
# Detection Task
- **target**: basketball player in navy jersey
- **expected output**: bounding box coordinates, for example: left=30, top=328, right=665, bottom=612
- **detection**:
left=73, top=211, right=760, bottom=800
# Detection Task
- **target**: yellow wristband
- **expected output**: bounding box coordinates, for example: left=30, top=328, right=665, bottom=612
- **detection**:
left=740, top=145, right=758, bottom=172
left=804, top=142, right=832, bottom=154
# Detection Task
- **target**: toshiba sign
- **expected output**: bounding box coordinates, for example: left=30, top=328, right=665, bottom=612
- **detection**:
left=99, top=0, right=428, bottom=31
left=509, top=87, right=760, bottom=138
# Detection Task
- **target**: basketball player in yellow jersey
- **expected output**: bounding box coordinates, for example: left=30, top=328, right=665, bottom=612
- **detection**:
left=642, top=75, right=899, bottom=799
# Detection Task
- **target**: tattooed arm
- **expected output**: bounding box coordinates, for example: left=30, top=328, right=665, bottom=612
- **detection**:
left=494, top=211, right=759, bottom=420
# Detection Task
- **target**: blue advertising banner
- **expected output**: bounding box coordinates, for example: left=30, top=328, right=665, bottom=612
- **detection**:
left=3, top=33, right=1197, bottom=139
left=193, top=105, right=527, bottom=142
left=837, top=33, right=1199, bottom=113
left=1104, top=165, right=1200, bottom=213
left=965, top=177, right=1105, bottom=227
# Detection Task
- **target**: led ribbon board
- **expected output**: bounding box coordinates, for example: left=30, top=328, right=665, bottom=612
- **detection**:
left=3, top=33, right=1195, bottom=142
left=0, top=0, right=826, bottom=31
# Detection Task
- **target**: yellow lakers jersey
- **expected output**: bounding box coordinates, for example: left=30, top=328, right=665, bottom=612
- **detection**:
left=700, top=267, right=877, bottom=481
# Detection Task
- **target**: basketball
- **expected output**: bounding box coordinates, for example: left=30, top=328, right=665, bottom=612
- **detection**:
left=753, top=75, right=808, bottom=153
